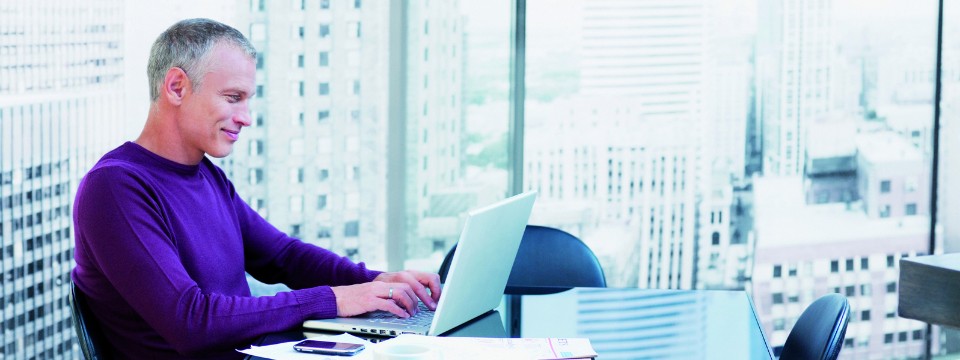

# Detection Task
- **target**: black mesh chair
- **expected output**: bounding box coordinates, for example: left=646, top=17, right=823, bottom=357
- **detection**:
left=778, top=293, right=851, bottom=360
left=438, top=225, right=606, bottom=293
left=70, top=282, right=106, bottom=360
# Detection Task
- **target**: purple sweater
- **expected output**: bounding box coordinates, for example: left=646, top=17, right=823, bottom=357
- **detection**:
left=71, top=142, right=381, bottom=359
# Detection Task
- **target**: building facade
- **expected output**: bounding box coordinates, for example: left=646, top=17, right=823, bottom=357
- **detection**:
left=0, top=0, right=126, bottom=357
left=752, top=129, right=931, bottom=358
left=757, top=0, right=835, bottom=176
left=226, top=1, right=465, bottom=271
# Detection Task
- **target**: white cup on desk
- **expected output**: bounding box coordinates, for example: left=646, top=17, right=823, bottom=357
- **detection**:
left=372, top=342, right=440, bottom=360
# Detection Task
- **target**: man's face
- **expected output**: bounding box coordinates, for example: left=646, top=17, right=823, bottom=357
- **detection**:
left=179, top=43, right=255, bottom=160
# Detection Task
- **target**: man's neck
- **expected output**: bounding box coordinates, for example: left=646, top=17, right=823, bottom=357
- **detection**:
left=135, top=106, right=202, bottom=165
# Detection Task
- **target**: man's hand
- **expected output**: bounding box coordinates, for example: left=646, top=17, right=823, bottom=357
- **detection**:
left=329, top=270, right=441, bottom=318
left=374, top=270, right=441, bottom=310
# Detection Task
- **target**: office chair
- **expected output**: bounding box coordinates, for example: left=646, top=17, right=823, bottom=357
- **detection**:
left=438, top=224, right=607, bottom=294
left=778, top=293, right=851, bottom=360
left=70, top=282, right=106, bottom=360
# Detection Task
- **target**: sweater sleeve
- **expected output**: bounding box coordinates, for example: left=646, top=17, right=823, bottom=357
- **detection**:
left=73, top=165, right=369, bottom=356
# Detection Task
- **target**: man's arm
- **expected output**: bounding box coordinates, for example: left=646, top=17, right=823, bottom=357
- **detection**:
left=74, top=166, right=335, bottom=355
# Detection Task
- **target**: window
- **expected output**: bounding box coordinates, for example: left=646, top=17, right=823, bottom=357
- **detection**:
left=290, top=168, right=304, bottom=184
left=318, top=110, right=330, bottom=122
left=773, top=265, right=782, bottom=278
left=319, top=24, right=330, bottom=38
left=886, top=282, right=896, bottom=293
left=830, top=260, right=839, bottom=273
left=344, top=220, right=359, bottom=237
left=861, top=257, right=868, bottom=270
left=880, top=180, right=891, bottom=194
left=317, top=227, right=331, bottom=239
left=250, top=169, right=263, bottom=185
left=319, top=82, right=329, bottom=96
left=317, top=195, right=327, bottom=210
left=249, top=140, right=263, bottom=156
left=319, top=169, right=329, bottom=181
left=319, top=52, right=329, bottom=67
left=846, top=259, right=854, bottom=271
left=297, top=54, right=304, bottom=68
left=906, top=203, right=917, bottom=216
left=879, top=205, right=891, bottom=218
left=862, top=310, right=870, bottom=321
left=772, top=293, right=783, bottom=304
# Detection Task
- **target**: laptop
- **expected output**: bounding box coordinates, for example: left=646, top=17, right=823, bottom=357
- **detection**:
left=303, top=191, right=537, bottom=337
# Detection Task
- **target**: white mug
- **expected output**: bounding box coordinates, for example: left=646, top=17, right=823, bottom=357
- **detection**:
left=372, top=343, right=441, bottom=360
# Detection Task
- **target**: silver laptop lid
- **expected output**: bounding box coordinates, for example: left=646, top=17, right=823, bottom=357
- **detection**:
left=427, top=191, right=537, bottom=335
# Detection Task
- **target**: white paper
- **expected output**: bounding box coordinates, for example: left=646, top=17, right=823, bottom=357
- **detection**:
left=237, top=333, right=374, bottom=360
left=238, top=333, right=598, bottom=360
left=386, top=334, right=597, bottom=360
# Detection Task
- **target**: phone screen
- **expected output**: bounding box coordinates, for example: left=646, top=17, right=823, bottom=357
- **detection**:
left=293, top=340, right=365, bottom=355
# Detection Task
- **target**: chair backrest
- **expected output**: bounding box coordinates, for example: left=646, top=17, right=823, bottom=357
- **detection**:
left=779, top=293, right=851, bottom=360
left=70, top=282, right=106, bottom=360
left=438, top=225, right=606, bottom=295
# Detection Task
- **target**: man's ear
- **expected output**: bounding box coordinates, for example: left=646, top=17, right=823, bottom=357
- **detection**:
left=162, top=67, right=191, bottom=105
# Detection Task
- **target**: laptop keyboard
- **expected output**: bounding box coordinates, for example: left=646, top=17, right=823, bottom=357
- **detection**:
left=367, top=303, right=434, bottom=326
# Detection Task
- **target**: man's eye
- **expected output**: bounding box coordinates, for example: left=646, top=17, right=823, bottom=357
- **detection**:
left=227, top=95, right=241, bottom=102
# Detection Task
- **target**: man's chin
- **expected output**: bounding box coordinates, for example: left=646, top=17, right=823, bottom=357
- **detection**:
left=207, top=147, right=234, bottom=159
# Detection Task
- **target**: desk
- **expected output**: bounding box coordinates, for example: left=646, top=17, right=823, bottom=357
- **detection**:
left=248, top=287, right=773, bottom=359
left=899, top=254, right=960, bottom=327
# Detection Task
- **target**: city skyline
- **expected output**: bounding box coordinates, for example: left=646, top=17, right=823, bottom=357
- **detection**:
left=0, top=0, right=952, bottom=358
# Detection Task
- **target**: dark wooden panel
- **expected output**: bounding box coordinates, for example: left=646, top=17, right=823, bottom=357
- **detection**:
left=899, top=254, right=960, bottom=328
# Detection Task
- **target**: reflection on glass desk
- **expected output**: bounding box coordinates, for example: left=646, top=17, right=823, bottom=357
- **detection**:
left=246, top=287, right=773, bottom=360
left=519, top=288, right=773, bottom=359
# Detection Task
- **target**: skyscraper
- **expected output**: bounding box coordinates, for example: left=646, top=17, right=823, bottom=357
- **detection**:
left=525, top=96, right=699, bottom=289
left=757, top=0, right=834, bottom=176
left=580, top=0, right=708, bottom=119
left=226, top=1, right=465, bottom=271
left=0, top=1, right=126, bottom=357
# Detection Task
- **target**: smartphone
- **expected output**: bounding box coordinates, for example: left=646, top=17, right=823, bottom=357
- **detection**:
left=293, top=340, right=365, bottom=356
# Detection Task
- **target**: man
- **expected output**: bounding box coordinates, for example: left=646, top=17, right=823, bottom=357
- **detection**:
left=71, top=18, right=440, bottom=359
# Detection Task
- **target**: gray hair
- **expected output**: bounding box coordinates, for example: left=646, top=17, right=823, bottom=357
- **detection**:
left=147, top=18, right=257, bottom=101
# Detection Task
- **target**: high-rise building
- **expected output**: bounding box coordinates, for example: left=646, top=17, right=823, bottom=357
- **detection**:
left=525, top=96, right=700, bottom=289
left=0, top=1, right=126, bottom=357
left=580, top=0, right=708, bottom=119
left=752, top=131, right=930, bottom=357
left=757, top=0, right=834, bottom=176
left=227, top=1, right=464, bottom=270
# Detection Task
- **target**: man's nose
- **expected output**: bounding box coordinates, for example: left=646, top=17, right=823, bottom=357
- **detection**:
left=235, top=111, right=252, bottom=127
